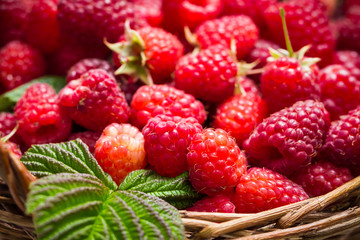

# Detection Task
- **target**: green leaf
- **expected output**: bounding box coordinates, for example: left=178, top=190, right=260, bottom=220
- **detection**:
left=21, top=140, right=117, bottom=190
left=26, top=173, right=185, bottom=240
left=0, top=75, right=66, bottom=112
left=119, top=170, right=201, bottom=209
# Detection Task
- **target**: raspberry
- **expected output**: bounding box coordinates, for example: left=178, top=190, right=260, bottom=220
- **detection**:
left=0, top=112, right=22, bottom=144
left=186, top=194, right=235, bottom=213
left=174, top=45, right=237, bottom=103
left=337, top=7, right=360, bottom=52
left=142, top=115, right=203, bottom=177
left=132, top=0, right=163, bottom=27
left=195, top=15, right=259, bottom=60
left=66, top=58, right=113, bottom=83
left=322, top=107, right=360, bottom=169
left=264, top=0, right=335, bottom=67
left=213, top=93, right=268, bottom=146
left=0, top=40, right=45, bottom=90
left=232, top=167, right=308, bottom=213
left=130, top=84, right=206, bottom=129
left=117, top=76, right=144, bottom=105
left=94, top=123, right=146, bottom=185
left=333, top=50, right=360, bottom=80
left=59, top=69, right=130, bottom=132
left=14, top=83, right=72, bottom=146
left=187, top=128, right=247, bottom=196
left=243, top=100, right=331, bottom=177
left=68, top=131, right=101, bottom=153
left=261, top=57, right=321, bottom=113
left=291, top=161, right=353, bottom=197
left=319, top=65, right=360, bottom=120
left=4, top=141, right=22, bottom=159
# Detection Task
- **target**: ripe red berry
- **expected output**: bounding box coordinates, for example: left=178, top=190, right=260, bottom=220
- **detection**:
left=291, top=161, right=353, bottom=197
left=142, top=114, right=203, bottom=177
left=14, top=83, right=72, bottom=146
left=58, top=69, right=130, bottom=132
left=195, top=15, right=259, bottom=60
left=319, top=64, right=360, bottom=120
left=243, top=100, right=330, bottom=177
left=213, top=93, right=268, bottom=146
left=237, top=77, right=261, bottom=96
left=187, top=128, right=247, bottom=196
left=94, top=123, right=146, bottom=185
left=187, top=194, right=235, bottom=213
left=0, top=112, right=22, bottom=144
left=4, top=141, right=22, bottom=159
left=174, top=44, right=237, bottom=103
left=66, top=58, right=113, bottom=83
left=130, top=84, right=207, bottom=129
left=232, top=167, right=308, bottom=213
left=0, top=40, right=45, bottom=90
left=337, top=7, right=360, bottom=52
left=333, top=50, right=360, bottom=80
left=132, top=0, right=163, bottom=27
left=68, top=131, right=101, bottom=153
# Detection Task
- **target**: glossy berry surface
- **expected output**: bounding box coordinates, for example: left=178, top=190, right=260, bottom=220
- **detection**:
left=0, top=112, right=22, bottom=144
left=333, top=50, right=360, bottom=80
left=187, top=194, right=235, bottom=213
left=66, top=58, right=113, bottom=82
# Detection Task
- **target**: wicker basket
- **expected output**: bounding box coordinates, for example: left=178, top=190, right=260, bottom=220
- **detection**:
left=1, top=142, right=360, bottom=240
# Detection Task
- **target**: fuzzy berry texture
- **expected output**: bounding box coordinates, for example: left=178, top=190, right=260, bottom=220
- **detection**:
left=142, top=115, right=203, bottom=177
left=0, top=40, right=45, bottom=90
left=68, top=131, right=101, bottom=153
left=66, top=58, right=113, bottom=82
left=319, top=64, right=360, bottom=120
left=14, top=83, right=72, bottom=146
left=264, top=0, right=335, bottom=67
left=95, top=123, right=146, bottom=185
left=132, top=0, right=163, bottom=27
left=261, top=57, right=321, bottom=113
left=24, top=0, right=60, bottom=54
left=333, top=50, right=360, bottom=80
left=187, top=128, right=247, bottom=196
left=162, top=0, right=223, bottom=32
left=232, top=167, right=309, bottom=213
left=322, top=107, right=360, bottom=170
left=213, top=93, right=268, bottom=146
left=187, top=194, right=235, bottom=213
left=0, top=112, right=22, bottom=144
left=243, top=100, right=331, bottom=177
left=174, top=45, right=237, bottom=103
left=58, top=69, right=130, bottom=132
left=195, top=15, right=259, bottom=60
left=291, top=161, right=353, bottom=197
left=130, top=84, right=207, bottom=129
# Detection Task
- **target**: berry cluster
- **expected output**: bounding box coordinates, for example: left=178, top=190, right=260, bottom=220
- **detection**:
left=1, top=0, right=359, bottom=214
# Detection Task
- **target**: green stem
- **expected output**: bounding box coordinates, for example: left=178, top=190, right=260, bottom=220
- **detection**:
left=280, top=8, right=294, bottom=57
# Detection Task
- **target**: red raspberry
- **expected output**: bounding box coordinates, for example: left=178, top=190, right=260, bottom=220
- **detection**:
left=94, top=123, right=146, bottom=185
left=24, top=0, right=60, bottom=54
left=0, top=112, right=22, bottom=144
left=68, top=131, right=101, bottom=153
left=195, top=15, right=259, bottom=60
left=186, top=194, right=235, bottom=213
left=337, top=7, right=360, bottom=52
left=213, top=93, right=268, bottom=146
left=174, top=45, right=237, bottom=103
left=319, top=65, right=360, bottom=120
left=243, top=100, right=331, bottom=177
left=66, top=58, right=113, bottom=83
left=261, top=57, right=321, bottom=113
left=232, top=167, right=308, bottom=213
left=132, top=0, right=163, bottom=27
left=14, top=83, right=72, bottom=146
left=291, top=161, right=353, bottom=197
left=142, top=115, right=203, bottom=177
left=4, top=141, right=22, bottom=159
left=162, top=0, right=223, bottom=32
left=112, top=26, right=184, bottom=84
left=187, top=128, right=247, bottom=196
left=116, top=76, right=144, bottom=105
left=59, top=69, right=130, bottom=132
left=264, top=0, right=335, bottom=67
left=223, top=0, right=276, bottom=30
left=0, top=40, right=45, bottom=90
left=130, top=84, right=207, bottom=129
left=322, top=107, right=360, bottom=169
left=333, top=51, right=360, bottom=80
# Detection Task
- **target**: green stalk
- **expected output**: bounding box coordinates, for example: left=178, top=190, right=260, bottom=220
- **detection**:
left=280, top=8, right=294, bottom=57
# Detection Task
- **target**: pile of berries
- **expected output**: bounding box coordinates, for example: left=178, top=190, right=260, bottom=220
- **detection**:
left=1, top=0, right=359, bottom=214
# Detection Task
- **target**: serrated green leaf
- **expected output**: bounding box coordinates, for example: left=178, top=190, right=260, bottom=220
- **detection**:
left=21, top=140, right=117, bottom=190
left=0, top=76, right=66, bottom=112
left=119, top=170, right=201, bottom=209
left=26, top=173, right=185, bottom=240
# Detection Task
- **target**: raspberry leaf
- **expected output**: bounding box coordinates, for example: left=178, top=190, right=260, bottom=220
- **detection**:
left=119, top=170, right=201, bottom=209
left=21, top=139, right=117, bottom=190
left=0, top=75, right=66, bottom=112
left=26, top=173, right=185, bottom=240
